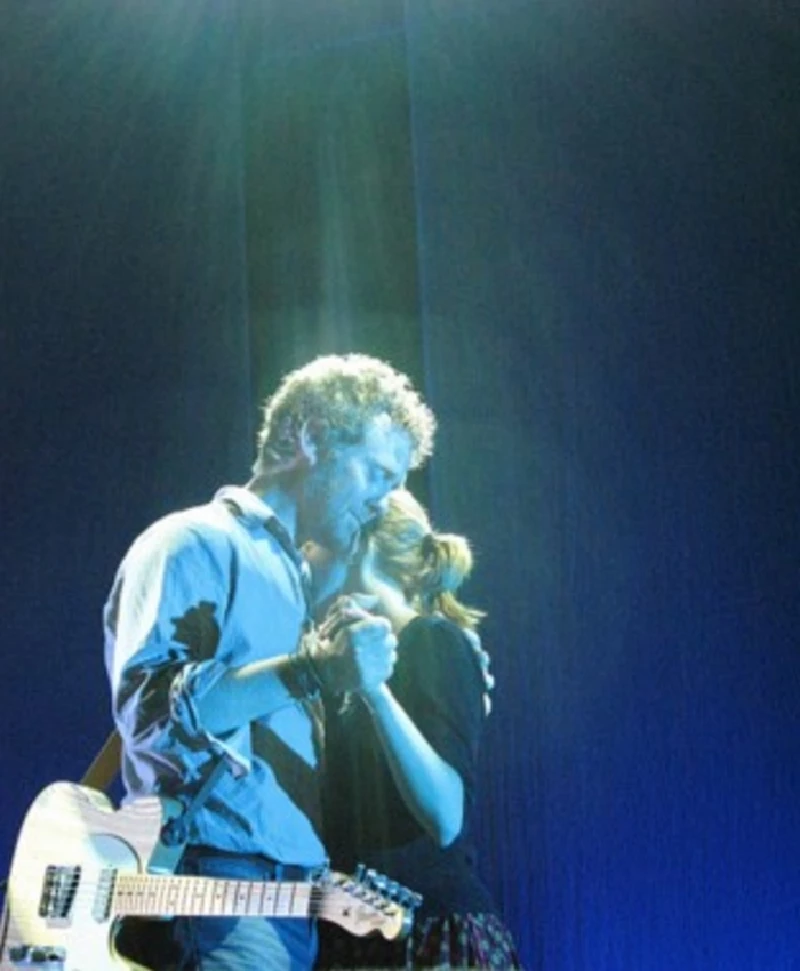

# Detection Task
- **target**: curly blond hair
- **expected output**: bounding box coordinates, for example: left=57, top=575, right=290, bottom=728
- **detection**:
left=252, top=354, right=436, bottom=475
left=369, top=488, right=485, bottom=631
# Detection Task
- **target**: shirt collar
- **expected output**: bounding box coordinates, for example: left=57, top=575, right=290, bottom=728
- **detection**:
left=213, top=485, right=290, bottom=535
left=214, top=485, right=313, bottom=629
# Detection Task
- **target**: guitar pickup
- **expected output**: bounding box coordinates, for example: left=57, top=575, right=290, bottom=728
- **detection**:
left=38, top=865, right=80, bottom=920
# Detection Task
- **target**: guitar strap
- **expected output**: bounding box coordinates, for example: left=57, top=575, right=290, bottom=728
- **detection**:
left=76, top=725, right=229, bottom=850
left=80, top=728, right=122, bottom=792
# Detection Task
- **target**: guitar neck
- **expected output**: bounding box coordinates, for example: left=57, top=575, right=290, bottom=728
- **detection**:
left=113, top=873, right=313, bottom=919
left=2, top=783, right=416, bottom=950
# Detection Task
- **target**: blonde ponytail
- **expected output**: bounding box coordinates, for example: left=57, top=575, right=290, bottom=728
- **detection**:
left=370, top=492, right=486, bottom=631
left=418, top=532, right=485, bottom=631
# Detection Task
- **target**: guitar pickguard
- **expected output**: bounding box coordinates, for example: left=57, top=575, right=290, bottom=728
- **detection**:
left=1, top=783, right=165, bottom=971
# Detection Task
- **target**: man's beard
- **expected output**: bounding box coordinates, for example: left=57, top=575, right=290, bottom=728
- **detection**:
left=300, top=458, right=362, bottom=556
left=300, top=494, right=358, bottom=558
left=321, top=513, right=360, bottom=558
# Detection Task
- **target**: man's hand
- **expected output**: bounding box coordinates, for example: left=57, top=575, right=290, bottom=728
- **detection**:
left=463, top=628, right=494, bottom=716
left=311, top=597, right=397, bottom=696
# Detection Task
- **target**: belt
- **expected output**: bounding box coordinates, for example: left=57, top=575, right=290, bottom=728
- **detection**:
left=182, top=844, right=327, bottom=882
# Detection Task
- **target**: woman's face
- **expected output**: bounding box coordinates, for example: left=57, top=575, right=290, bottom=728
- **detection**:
left=346, top=537, right=408, bottom=618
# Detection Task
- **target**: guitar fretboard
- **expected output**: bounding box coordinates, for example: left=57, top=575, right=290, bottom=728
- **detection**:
left=113, top=874, right=313, bottom=918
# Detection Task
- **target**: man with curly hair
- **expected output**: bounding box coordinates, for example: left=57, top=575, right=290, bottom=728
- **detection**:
left=105, top=354, right=435, bottom=971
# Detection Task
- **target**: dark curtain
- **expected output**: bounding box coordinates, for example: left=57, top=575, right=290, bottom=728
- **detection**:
left=403, top=4, right=800, bottom=968
left=0, top=0, right=250, bottom=822
left=2, top=3, right=799, bottom=969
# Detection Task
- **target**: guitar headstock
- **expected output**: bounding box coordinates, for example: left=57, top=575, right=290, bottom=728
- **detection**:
left=316, top=868, right=422, bottom=940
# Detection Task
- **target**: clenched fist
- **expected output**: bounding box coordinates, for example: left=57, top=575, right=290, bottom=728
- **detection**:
left=311, top=597, right=398, bottom=696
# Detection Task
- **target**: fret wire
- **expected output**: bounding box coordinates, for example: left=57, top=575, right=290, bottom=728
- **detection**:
left=11, top=883, right=345, bottom=923
left=246, top=879, right=255, bottom=916
left=100, top=873, right=329, bottom=919
left=193, top=875, right=206, bottom=917
left=180, top=873, right=190, bottom=915
left=234, top=879, right=243, bottom=916
left=213, top=878, right=225, bottom=916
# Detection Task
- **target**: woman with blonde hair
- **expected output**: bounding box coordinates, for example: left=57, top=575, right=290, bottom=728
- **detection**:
left=314, top=488, right=521, bottom=970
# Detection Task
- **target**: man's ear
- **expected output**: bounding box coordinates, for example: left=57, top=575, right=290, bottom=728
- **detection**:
left=298, top=419, right=321, bottom=466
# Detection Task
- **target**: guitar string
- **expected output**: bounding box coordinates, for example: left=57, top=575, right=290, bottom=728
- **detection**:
left=18, top=875, right=386, bottom=896
left=8, top=880, right=396, bottom=918
left=7, top=890, right=364, bottom=919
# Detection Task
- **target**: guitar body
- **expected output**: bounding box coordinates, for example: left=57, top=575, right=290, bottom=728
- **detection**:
left=1, top=782, right=176, bottom=971
left=1, top=782, right=415, bottom=970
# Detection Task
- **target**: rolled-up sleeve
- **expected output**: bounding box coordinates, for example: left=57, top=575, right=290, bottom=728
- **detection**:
left=104, top=517, right=249, bottom=791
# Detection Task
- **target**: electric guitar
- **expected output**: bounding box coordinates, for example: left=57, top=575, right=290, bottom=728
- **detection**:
left=0, top=782, right=419, bottom=970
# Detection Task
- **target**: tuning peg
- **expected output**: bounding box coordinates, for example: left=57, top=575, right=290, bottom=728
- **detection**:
left=398, top=886, right=424, bottom=910
left=368, top=869, right=390, bottom=894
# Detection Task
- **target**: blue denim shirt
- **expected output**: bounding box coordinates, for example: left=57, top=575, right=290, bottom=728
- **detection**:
left=104, top=487, right=327, bottom=867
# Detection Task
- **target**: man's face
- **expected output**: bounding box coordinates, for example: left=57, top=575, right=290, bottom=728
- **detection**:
left=299, top=414, right=412, bottom=556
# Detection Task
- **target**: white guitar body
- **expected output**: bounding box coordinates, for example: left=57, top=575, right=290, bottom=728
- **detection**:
left=0, top=783, right=415, bottom=971
left=1, top=783, right=175, bottom=970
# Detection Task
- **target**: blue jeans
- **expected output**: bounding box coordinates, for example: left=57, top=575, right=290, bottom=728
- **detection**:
left=170, top=848, right=319, bottom=971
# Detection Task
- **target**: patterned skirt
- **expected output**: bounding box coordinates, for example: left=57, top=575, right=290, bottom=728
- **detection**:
left=317, top=912, right=524, bottom=970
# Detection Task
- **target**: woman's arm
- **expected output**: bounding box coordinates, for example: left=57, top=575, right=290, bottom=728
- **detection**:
left=360, top=681, right=465, bottom=847
left=345, top=553, right=483, bottom=846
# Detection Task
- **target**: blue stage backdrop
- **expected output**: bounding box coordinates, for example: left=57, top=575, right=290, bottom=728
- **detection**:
left=1, top=3, right=798, bottom=969
left=0, top=0, right=252, bottom=868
